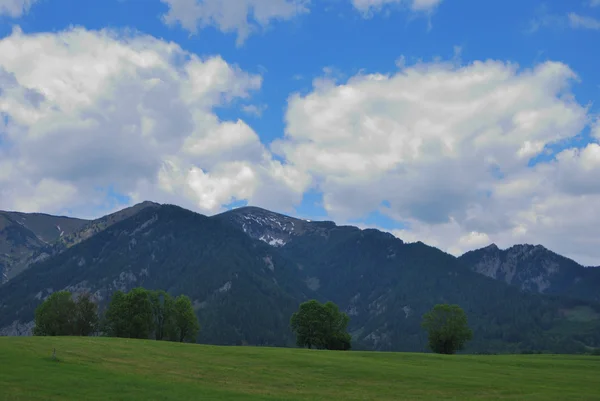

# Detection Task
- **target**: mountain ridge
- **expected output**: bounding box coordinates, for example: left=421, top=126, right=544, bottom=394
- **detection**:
left=0, top=201, right=160, bottom=283
left=2, top=201, right=599, bottom=353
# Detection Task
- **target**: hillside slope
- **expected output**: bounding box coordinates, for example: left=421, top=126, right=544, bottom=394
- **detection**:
left=0, top=202, right=159, bottom=283
left=0, top=205, right=308, bottom=346
left=217, top=207, right=600, bottom=353
left=0, top=211, right=88, bottom=282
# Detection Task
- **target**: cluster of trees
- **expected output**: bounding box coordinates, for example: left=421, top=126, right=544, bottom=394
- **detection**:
left=35, top=286, right=471, bottom=355
left=33, top=291, right=99, bottom=336
left=289, top=300, right=473, bottom=355
left=33, top=287, right=200, bottom=343
left=290, top=300, right=352, bottom=350
left=104, top=288, right=199, bottom=342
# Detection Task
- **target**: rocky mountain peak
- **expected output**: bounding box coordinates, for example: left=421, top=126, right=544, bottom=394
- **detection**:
left=507, top=243, right=547, bottom=256
left=216, top=206, right=316, bottom=247
left=460, top=242, right=600, bottom=300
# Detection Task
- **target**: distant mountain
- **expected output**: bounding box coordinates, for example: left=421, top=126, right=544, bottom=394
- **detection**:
left=459, top=244, right=600, bottom=302
left=0, top=204, right=308, bottom=346
left=1, top=203, right=599, bottom=354
left=0, top=211, right=88, bottom=282
left=0, top=201, right=159, bottom=283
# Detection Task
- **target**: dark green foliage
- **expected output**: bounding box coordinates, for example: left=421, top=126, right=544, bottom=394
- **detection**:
left=33, top=291, right=77, bottom=336
left=172, top=295, right=200, bottom=342
left=126, top=287, right=155, bottom=339
left=104, top=288, right=157, bottom=339
left=103, top=287, right=199, bottom=342
left=150, top=290, right=174, bottom=341
left=103, top=291, right=130, bottom=338
left=73, top=293, right=99, bottom=336
left=33, top=291, right=98, bottom=336
left=421, top=304, right=473, bottom=354
left=290, top=300, right=351, bottom=350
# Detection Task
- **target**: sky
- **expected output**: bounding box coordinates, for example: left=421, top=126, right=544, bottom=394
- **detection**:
left=0, top=0, right=599, bottom=265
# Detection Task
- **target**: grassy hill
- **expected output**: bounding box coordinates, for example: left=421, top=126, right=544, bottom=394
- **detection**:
left=1, top=337, right=598, bottom=401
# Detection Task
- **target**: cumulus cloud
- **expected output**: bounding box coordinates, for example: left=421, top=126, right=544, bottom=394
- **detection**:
left=160, top=0, right=310, bottom=46
left=273, top=57, right=600, bottom=265
left=2, top=25, right=600, bottom=266
left=0, top=26, right=308, bottom=217
left=0, top=0, right=39, bottom=17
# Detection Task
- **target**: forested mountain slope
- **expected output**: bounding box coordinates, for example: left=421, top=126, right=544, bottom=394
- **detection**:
left=0, top=202, right=159, bottom=283
left=1, top=203, right=599, bottom=353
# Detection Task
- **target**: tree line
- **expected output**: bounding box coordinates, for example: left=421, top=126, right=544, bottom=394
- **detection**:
left=35, top=288, right=473, bottom=354
left=34, top=287, right=199, bottom=342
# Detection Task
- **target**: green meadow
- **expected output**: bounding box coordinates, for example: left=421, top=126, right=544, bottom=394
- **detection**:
left=1, top=337, right=598, bottom=401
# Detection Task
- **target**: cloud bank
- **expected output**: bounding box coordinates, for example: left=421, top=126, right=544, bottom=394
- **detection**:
left=1, top=26, right=599, bottom=266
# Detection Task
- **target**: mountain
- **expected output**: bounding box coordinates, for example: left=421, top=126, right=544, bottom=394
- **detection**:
left=218, top=207, right=600, bottom=352
left=459, top=244, right=600, bottom=302
left=0, top=211, right=88, bottom=283
left=0, top=204, right=309, bottom=345
left=2, top=202, right=599, bottom=353
left=0, top=201, right=159, bottom=283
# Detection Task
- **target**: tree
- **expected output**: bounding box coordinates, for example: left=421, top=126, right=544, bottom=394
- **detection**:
left=150, top=290, right=174, bottom=341
left=421, top=304, right=473, bottom=354
left=172, top=295, right=200, bottom=342
left=73, top=292, right=99, bottom=336
left=126, top=287, right=155, bottom=339
left=33, top=291, right=98, bottom=336
left=322, top=301, right=351, bottom=350
left=33, top=291, right=76, bottom=336
left=290, top=300, right=351, bottom=350
left=103, top=288, right=199, bottom=343
left=103, top=290, right=130, bottom=337
left=290, top=300, right=323, bottom=349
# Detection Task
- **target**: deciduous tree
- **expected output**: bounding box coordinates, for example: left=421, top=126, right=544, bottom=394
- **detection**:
left=172, top=295, right=200, bottom=342
left=290, top=300, right=351, bottom=350
left=103, top=290, right=130, bottom=337
left=150, top=290, right=174, bottom=341
left=421, top=303, right=473, bottom=354
left=74, top=292, right=99, bottom=336
left=33, top=291, right=76, bottom=336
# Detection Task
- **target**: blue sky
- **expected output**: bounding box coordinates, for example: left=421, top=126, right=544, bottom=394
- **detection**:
left=0, top=0, right=599, bottom=264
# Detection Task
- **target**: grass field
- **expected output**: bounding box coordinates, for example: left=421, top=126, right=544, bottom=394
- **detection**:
left=1, top=337, right=599, bottom=401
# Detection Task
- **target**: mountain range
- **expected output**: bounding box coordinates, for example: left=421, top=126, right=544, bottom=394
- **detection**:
left=1, top=201, right=599, bottom=353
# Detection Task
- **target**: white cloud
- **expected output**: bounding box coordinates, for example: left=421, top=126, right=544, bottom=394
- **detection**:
left=0, top=26, right=308, bottom=217
left=568, top=12, right=600, bottom=30
left=2, top=25, right=600, bottom=266
left=590, top=0, right=600, bottom=7
left=274, top=57, right=600, bottom=265
left=159, top=0, right=443, bottom=43
left=241, top=103, right=267, bottom=117
left=351, top=0, right=443, bottom=14
left=0, top=0, right=39, bottom=17
left=160, top=0, right=310, bottom=46
left=530, top=7, right=600, bottom=32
